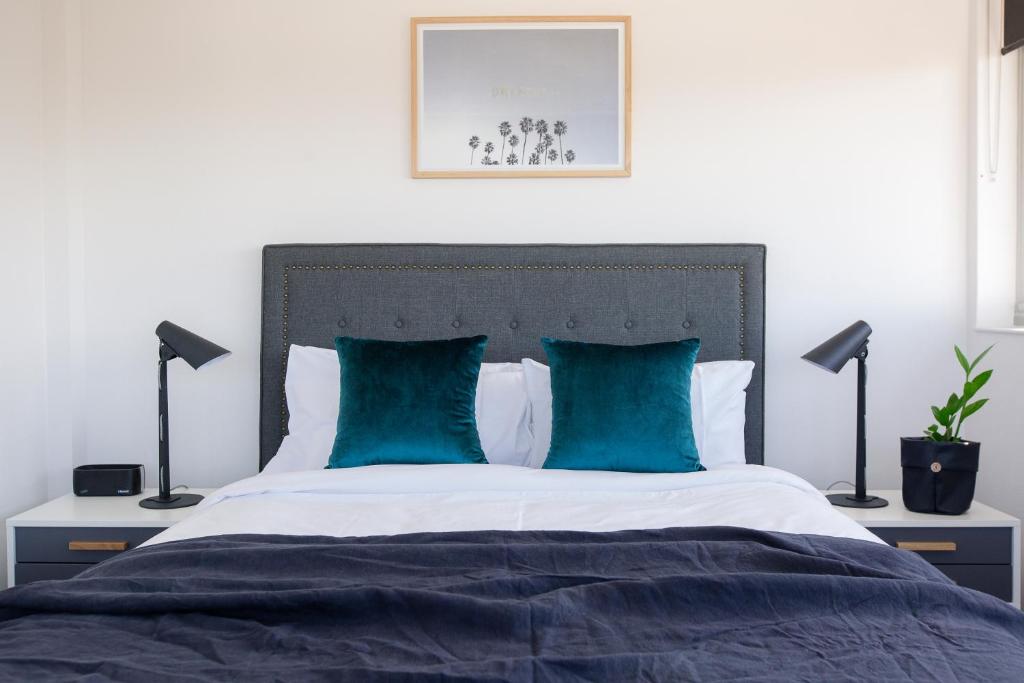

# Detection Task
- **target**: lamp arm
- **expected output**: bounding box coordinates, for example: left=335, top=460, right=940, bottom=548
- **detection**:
left=854, top=346, right=867, bottom=500
left=158, top=344, right=171, bottom=500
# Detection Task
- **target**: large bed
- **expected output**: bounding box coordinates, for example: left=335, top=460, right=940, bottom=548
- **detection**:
left=1, top=244, right=1023, bottom=681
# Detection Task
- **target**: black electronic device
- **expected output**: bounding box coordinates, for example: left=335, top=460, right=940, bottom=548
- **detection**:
left=73, top=464, right=144, bottom=497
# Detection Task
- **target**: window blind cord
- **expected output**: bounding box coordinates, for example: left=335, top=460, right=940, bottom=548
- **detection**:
left=988, top=0, right=1003, bottom=177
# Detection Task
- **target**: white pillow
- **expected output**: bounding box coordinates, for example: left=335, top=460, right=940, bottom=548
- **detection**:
left=521, top=358, right=754, bottom=470
left=263, top=345, right=533, bottom=474
left=691, top=361, right=755, bottom=468
left=473, top=362, right=534, bottom=466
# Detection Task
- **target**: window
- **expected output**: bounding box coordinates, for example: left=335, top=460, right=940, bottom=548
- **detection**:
left=975, top=1, right=1024, bottom=332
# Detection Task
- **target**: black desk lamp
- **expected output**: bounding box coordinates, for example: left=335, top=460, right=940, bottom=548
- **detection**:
left=802, top=320, right=888, bottom=509
left=140, top=321, right=230, bottom=509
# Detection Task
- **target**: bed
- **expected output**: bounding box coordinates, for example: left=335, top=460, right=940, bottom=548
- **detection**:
left=1, top=244, right=1023, bottom=681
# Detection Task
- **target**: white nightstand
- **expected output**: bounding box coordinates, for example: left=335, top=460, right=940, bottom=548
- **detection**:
left=826, top=490, right=1021, bottom=607
left=5, top=488, right=214, bottom=588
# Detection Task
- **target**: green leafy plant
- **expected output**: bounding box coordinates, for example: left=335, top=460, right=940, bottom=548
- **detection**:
left=924, top=345, right=994, bottom=442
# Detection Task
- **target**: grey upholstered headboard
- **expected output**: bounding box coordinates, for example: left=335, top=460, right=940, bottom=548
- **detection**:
left=260, top=244, right=766, bottom=470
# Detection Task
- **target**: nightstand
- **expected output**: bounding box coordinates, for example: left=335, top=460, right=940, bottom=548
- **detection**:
left=827, top=490, right=1021, bottom=607
left=5, top=488, right=214, bottom=588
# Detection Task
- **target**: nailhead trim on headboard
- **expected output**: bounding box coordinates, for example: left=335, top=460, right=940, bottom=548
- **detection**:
left=279, top=263, right=746, bottom=432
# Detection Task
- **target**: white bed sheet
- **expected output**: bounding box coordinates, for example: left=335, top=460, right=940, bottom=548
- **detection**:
left=146, top=464, right=881, bottom=546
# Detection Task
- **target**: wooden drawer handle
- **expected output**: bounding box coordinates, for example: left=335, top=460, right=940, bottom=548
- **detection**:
left=897, top=541, right=957, bottom=552
left=68, top=541, right=129, bottom=552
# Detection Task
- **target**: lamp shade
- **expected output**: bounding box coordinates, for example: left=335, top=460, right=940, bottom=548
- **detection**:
left=801, top=320, right=872, bottom=373
left=155, top=321, right=230, bottom=370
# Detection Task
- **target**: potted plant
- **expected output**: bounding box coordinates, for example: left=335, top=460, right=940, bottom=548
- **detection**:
left=901, top=345, right=994, bottom=515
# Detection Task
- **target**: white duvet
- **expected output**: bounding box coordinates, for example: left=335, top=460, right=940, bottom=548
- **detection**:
left=146, top=464, right=881, bottom=546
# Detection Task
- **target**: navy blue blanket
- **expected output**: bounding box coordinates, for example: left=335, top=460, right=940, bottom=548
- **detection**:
left=1, top=527, right=1023, bottom=681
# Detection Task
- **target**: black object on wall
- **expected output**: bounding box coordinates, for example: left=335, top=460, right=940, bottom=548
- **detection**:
left=1004, top=0, right=1024, bottom=54
left=802, top=320, right=888, bottom=509
left=139, top=321, right=230, bottom=510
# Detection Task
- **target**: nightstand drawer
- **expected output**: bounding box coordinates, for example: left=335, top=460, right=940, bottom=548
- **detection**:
left=869, top=527, right=1011, bottom=564
left=933, top=564, right=1014, bottom=602
left=15, top=526, right=166, bottom=563
left=14, top=563, right=92, bottom=584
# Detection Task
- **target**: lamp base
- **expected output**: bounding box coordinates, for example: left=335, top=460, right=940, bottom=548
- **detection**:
left=827, top=493, right=889, bottom=509
left=139, top=493, right=204, bottom=509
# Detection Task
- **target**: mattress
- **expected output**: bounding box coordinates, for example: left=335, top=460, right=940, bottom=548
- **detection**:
left=144, top=463, right=883, bottom=546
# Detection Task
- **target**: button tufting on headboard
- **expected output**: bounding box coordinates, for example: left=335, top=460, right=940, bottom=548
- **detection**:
left=261, top=244, right=766, bottom=470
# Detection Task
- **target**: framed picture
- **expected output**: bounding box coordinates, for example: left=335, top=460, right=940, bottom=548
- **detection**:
left=411, top=16, right=631, bottom=178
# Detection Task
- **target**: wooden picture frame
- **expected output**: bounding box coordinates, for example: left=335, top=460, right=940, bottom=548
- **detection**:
left=411, top=16, right=631, bottom=178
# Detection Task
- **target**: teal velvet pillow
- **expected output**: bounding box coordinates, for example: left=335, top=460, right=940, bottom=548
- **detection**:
left=541, top=337, right=703, bottom=473
left=327, top=335, right=489, bottom=468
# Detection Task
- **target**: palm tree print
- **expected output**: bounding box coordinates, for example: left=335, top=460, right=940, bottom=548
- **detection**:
left=534, top=119, right=548, bottom=162
left=498, top=121, right=511, bottom=165
left=542, top=134, right=554, bottom=164
left=519, top=117, right=534, bottom=161
left=465, top=118, right=581, bottom=170
left=553, top=121, right=567, bottom=163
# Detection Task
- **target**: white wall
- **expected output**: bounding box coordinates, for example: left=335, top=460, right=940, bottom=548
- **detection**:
left=0, top=0, right=50, bottom=587
left=62, top=0, right=970, bottom=490
left=29, top=1, right=972, bottom=499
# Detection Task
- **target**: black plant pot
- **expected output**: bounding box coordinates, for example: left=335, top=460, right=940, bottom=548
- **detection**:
left=900, top=437, right=979, bottom=515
